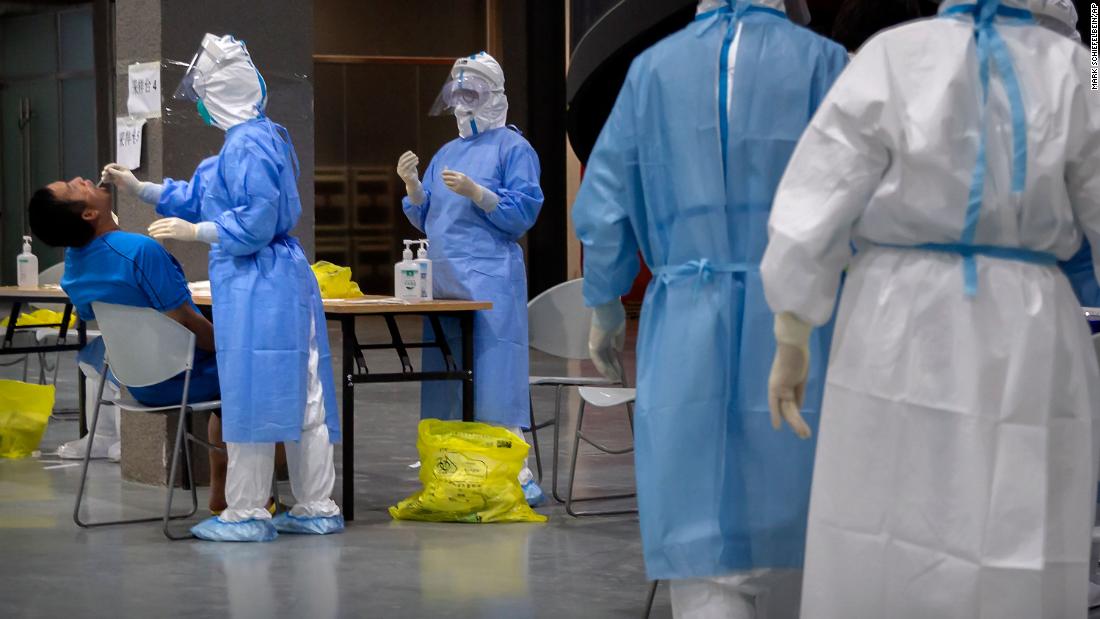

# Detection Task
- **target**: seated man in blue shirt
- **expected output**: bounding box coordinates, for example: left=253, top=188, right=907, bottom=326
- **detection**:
left=28, top=177, right=227, bottom=512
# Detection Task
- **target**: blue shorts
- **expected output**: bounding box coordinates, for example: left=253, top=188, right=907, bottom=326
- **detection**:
left=77, top=336, right=221, bottom=409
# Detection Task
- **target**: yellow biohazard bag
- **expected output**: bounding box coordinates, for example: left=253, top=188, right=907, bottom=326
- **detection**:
left=390, top=420, right=548, bottom=524
left=0, top=380, right=56, bottom=459
left=0, top=309, right=76, bottom=328
left=311, top=261, right=364, bottom=299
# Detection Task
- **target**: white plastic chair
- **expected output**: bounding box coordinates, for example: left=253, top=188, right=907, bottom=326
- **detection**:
left=528, top=279, right=637, bottom=515
left=528, top=279, right=619, bottom=494
left=564, top=382, right=638, bottom=517
left=30, top=263, right=100, bottom=386
left=73, top=302, right=221, bottom=540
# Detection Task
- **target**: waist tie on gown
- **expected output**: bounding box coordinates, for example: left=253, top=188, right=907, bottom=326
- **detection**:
left=653, top=259, right=754, bottom=297
left=876, top=242, right=1057, bottom=294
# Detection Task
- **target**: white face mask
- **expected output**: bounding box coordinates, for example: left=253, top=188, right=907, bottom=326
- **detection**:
left=455, top=106, right=479, bottom=139
left=111, top=211, right=119, bottom=226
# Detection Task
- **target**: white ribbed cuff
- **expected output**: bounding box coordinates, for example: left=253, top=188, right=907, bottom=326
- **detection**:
left=137, top=182, right=163, bottom=205
left=592, top=300, right=626, bottom=332
left=195, top=222, right=219, bottom=245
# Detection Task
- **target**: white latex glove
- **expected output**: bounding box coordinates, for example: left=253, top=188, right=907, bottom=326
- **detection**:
left=397, top=151, right=426, bottom=205
left=442, top=169, right=499, bottom=212
left=588, top=301, right=627, bottom=383
left=768, top=312, right=813, bottom=439
left=148, top=218, right=200, bottom=242
left=441, top=169, right=483, bottom=200
left=101, top=163, right=163, bottom=204
left=100, top=164, right=141, bottom=196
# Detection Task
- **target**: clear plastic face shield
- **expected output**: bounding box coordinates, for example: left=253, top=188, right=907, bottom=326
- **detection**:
left=171, top=37, right=225, bottom=102
left=428, top=73, right=496, bottom=117
left=172, top=51, right=206, bottom=102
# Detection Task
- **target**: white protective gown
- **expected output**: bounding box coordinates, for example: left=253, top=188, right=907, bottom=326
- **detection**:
left=760, top=2, right=1100, bottom=618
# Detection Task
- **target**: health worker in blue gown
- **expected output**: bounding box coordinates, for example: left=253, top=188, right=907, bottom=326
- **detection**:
left=397, top=52, right=545, bottom=505
left=101, top=33, right=343, bottom=542
left=572, top=1, right=848, bottom=616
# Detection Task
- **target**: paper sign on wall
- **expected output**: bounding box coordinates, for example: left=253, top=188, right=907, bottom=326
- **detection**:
left=126, top=61, right=161, bottom=119
left=116, top=117, right=146, bottom=170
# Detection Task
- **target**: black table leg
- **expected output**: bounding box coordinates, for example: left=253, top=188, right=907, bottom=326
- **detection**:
left=341, top=315, right=356, bottom=521
left=460, top=312, right=475, bottom=423
left=3, top=302, right=22, bottom=348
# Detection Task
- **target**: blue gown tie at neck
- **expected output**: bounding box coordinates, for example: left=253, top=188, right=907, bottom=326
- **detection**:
left=938, top=0, right=1033, bottom=296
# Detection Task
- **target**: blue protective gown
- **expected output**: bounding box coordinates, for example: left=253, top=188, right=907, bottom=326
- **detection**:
left=156, top=116, right=340, bottom=444
left=402, top=126, right=544, bottom=428
left=572, top=5, right=848, bottom=580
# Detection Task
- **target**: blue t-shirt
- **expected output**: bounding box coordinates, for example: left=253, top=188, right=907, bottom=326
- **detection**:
left=62, top=231, right=220, bottom=406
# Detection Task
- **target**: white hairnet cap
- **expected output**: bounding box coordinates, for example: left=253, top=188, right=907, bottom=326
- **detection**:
left=1027, top=0, right=1079, bottom=38
left=450, top=52, right=505, bottom=91
left=190, top=33, right=266, bottom=130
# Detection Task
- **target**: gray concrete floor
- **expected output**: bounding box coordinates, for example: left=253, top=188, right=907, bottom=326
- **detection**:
left=4, top=316, right=1098, bottom=618
left=0, top=317, right=668, bottom=618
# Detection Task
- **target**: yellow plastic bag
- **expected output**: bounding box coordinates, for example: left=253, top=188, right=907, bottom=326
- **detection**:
left=311, top=261, right=364, bottom=299
left=0, top=380, right=56, bottom=459
left=0, top=309, right=76, bottom=328
left=390, top=420, right=548, bottom=524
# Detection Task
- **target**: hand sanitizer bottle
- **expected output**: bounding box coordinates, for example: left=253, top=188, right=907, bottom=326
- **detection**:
left=17, top=236, right=38, bottom=289
left=415, top=239, right=433, bottom=301
left=395, top=240, right=420, bottom=300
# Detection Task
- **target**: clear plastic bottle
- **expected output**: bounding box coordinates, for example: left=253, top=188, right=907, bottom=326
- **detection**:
left=394, top=240, right=420, bottom=300
left=415, top=239, right=433, bottom=301
left=16, top=236, right=38, bottom=289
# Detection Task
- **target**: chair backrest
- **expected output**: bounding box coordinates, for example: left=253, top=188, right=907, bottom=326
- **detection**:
left=91, top=302, right=196, bottom=388
left=528, top=278, right=594, bottom=360
left=39, top=262, right=65, bottom=286
left=28, top=263, right=67, bottom=312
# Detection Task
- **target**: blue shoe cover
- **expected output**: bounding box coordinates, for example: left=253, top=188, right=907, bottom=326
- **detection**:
left=190, top=516, right=278, bottom=542
left=522, top=480, right=546, bottom=507
left=271, top=512, right=345, bottom=535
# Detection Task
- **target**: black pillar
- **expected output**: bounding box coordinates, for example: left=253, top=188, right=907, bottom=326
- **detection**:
left=523, top=0, right=567, bottom=298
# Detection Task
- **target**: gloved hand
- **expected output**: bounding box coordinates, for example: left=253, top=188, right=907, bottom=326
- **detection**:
left=100, top=164, right=141, bottom=196
left=768, top=312, right=813, bottom=439
left=148, top=218, right=200, bottom=242
left=101, top=163, right=163, bottom=204
left=397, top=151, right=426, bottom=205
left=588, top=300, right=626, bottom=384
left=442, top=169, right=499, bottom=212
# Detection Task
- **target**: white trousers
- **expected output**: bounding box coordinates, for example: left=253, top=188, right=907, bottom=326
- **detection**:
left=56, top=362, right=122, bottom=459
left=505, top=425, right=534, bottom=485
left=670, top=570, right=802, bottom=619
left=220, top=318, right=339, bottom=522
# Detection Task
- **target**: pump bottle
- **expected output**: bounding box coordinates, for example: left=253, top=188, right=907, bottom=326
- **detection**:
left=394, top=240, right=420, bottom=300
left=415, top=239, right=433, bottom=300
left=16, top=236, right=38, bottom=289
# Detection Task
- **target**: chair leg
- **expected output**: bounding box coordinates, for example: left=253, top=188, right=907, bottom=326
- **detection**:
left=75, top=369, right=196, bottom=530
left=565, top=398, right=639, bottom=518
left=643, top=580, right=660, bottom=619
left=529, top=393, right=543, bottom=484
left=551, top=385, right=566, bottom=503
left=164, top=409, right=199, bottom=540
left=73, top=373, right=109, bottom=528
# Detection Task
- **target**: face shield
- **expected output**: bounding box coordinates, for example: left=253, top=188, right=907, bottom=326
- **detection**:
left=172, top=35, right=228, bottom=102
left=429, top=73, right=497, bottom=117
